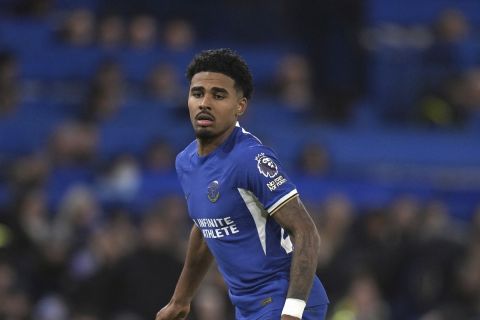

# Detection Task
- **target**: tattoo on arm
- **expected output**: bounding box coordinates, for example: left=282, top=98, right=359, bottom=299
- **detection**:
left=272, top=196, right=320, bottom=300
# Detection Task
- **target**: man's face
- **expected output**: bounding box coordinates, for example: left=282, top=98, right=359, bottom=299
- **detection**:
left=188, top=72, right=246, bottom=140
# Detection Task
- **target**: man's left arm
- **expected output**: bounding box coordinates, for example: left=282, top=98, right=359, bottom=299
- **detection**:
left=271, top=196, right=321, bottom=320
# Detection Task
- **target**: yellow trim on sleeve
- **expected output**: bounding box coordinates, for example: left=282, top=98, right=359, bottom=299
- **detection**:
left=269, top=193, right=299, bottom=216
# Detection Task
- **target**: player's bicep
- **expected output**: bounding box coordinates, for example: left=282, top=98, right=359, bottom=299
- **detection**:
left=271, top=196, right=317, bottom=237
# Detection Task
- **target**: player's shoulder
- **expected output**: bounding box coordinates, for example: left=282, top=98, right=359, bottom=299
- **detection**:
left=175, top=139, right=196, bottom=170
left=232, top=126, right=279, bottom=162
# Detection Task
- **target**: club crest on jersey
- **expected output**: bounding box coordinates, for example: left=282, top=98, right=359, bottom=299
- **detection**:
left=255, top=153, right=278, bottom=178
left=207, top=180, right=220, bottom=203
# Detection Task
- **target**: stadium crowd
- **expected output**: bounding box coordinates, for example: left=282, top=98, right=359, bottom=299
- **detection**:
left=0, top=0, right=479, bottom=319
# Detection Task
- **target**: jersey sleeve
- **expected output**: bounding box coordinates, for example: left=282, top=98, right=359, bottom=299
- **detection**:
left=236, top=145, right=298, bottom=215
left=175, top=151, right=187, bottom=197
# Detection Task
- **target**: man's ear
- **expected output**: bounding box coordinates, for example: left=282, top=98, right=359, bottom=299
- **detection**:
left=236, top=97, right=247, bottom=116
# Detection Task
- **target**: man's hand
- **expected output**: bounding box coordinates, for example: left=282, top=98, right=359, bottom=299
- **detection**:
left=281, top=315, right=300, bottom=320
left=155, top=301, right=190, bottom=320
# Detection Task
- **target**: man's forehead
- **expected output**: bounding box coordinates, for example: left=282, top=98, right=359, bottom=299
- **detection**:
left=190, top=71, right=235, bottom=89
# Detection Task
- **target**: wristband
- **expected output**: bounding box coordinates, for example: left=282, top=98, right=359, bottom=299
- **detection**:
left=281, top=298, right=306, bottom=319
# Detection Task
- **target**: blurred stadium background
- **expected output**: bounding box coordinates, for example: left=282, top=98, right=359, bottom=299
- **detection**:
left=0, top=0, right=479, bottom=319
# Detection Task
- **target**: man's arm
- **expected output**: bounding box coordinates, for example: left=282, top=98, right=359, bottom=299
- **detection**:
left=155, top=225, right=214, bottom=320
left=272, top=196, right=321, bottom=320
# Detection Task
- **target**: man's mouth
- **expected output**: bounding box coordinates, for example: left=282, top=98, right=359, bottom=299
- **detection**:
left=195, top=112, right=214, bottom=127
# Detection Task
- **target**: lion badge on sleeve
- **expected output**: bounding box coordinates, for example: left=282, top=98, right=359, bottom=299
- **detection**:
left=255, top=153, right=278, bottom=178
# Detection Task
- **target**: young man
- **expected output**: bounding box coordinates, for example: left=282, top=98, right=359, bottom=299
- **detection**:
left=155, top=49, right=328, bottom=320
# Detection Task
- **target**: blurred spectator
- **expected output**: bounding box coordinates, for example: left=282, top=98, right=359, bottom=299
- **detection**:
left=144, top=139, right=176, bottom=173
left=387, top=198, right=466, bottom=319
left=296, top=142, right=331, bottom=177
left=69, top=209, right=137, bottom=282
left=0, top=83, right=19, bottom=116
left=455, top=242, right=480, bottom=317
left=387, top=195, right=421, bottom=240
left=0, top=287, right=31, bottom=320
left=144, top=62, right=184, bottom=106
left=99, top=205, right=184, bottom=319
left=0, top=225, right=13, bottom=250
left=471, top=205, right=480, bottom=243
left=48, top=122, right=98, bottom=166
left=157, top=195, right=190, bottom=252
left=70, top=310, right=100, bottom=320
left=52, top=185, right=101, bottom=251
left=7, top=153, right=50, bottom=195
left=419, top=199, right=464, bottom=243
left=313, top=194, right=357, bottom=303
left=436, top=9, right=470, bottom=42
left=417, top=9, right=479, bottom=128
left=0, top=260, right=16, bottom=299
left=418, top=57, right=480, bottom=129
left=193, top=284, right=230, bottom=320
left=315, top=194, right=354, bottom=269
left=163, top=19, right=195, bottom=52
left=330, top=272, right=390, bottom=320
left=12, top=0, right=53, bottom=17
left=66, top=210, right=138, bottom=318
left=97, top=15, right=126, bottom=49
left=77, top=59, right=126, bottom=123
left=0, top=52, right=19, bottom=87
left=269, top=53, right=314, bottom=111
left=30, top=237, right=69, bottom=301
left=7, top=189, right=51, bottom=262
left=128, top=15, right=158, bottom=50
left=98, top=154, right=141, bottom=203
left=424, top=8, right=472, bottom=82
left=57, top=9, right=96, bottom=47
left=79, top=86, right=122, bottom=123
left=0, top=51, right=20, bottom=116
left=417, top=75, right=469, bottom=128
left=92, top=60, right=125, bottom=93
left=32, top=294, right=69, bottom=320
left=284, top=0, right=365, bottom=122
left=463, top=68, right=480, bottom=114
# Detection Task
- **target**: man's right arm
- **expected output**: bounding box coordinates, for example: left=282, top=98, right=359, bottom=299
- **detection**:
left=155, top=225, right=213, bottom=320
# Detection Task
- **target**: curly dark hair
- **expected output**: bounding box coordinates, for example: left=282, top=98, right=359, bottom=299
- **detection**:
left=186, top=48, right=253, bottom=99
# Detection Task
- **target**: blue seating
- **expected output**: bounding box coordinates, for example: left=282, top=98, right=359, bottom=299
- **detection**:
left=0, top=19, right=54, bottom=52
left=367, top=0, right=480, bottom=26
left=0, top=101, right=69, bottom=154
left=54, top=0, right=99, bottom=10
left=368, top=45, right=425, bottom=120
left=134, top=170, right=183, bottom=211
left=97, top=100, right=192, bottom=158
left=19, top=46, right=104, bottom=80
left=237, top=47, right=286, bottom=86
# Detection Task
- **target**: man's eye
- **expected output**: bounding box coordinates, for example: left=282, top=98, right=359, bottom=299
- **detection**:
left=215, top=94, right=225, bottom=99
left=192, top=92, right=202, bottom=98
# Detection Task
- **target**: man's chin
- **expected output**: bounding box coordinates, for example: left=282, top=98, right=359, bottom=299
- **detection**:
left=195, top=127, right=215, bottom=140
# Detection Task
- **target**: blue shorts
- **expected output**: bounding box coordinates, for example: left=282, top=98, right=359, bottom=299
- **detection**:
left=254, top=304, right=328, bottom=320
left=233, top=276, right=329, bottom=320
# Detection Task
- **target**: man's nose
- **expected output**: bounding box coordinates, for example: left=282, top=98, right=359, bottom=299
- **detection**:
left=199, top=95, right=212, bottom=109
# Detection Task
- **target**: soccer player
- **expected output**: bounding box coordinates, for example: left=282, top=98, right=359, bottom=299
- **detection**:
left=155, top=49, right=329, bottom=320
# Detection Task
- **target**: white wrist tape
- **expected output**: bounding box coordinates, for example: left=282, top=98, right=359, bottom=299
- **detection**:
left=281, top=298, right=306, bottom=319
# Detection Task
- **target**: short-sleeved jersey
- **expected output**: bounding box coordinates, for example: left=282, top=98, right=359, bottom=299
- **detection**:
left=176, top=124, right=328, bottom=319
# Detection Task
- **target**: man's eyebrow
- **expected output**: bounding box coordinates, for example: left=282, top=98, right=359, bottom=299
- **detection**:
left=190, top=86, right=204, bottom=92
left=211, top=87, right=229, bottom=94
left=190, top=86, right=230, bottom=94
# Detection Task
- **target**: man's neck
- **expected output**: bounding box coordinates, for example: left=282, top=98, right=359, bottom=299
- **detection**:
left=197, top=125, right=236, bottom=157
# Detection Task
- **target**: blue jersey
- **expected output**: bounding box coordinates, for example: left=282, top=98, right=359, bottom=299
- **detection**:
left=176, top=124, right=328, bottom=319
